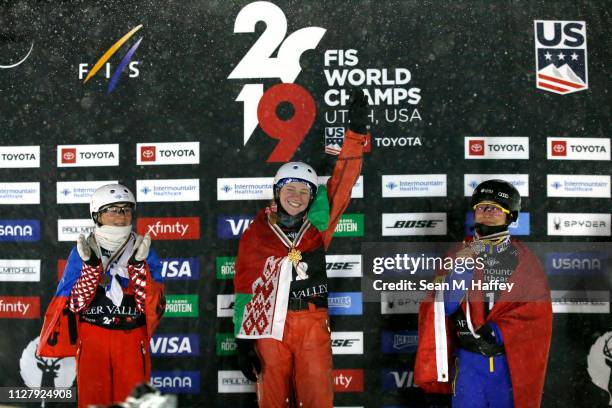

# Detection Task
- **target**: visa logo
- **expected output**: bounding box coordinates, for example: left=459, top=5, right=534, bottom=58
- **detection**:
left=150, top=335, right=199, bottom=356
left=217, top=216, right=254, bottom=240
left=160, top=258, right=199, bottom=280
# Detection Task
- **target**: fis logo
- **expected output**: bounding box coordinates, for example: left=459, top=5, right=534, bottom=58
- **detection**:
left=534, top=21, right=587, bottom=94
left=217, top=216, right=254, bottom=239
left=160, top=258, right=199, bottom=280
left=150, top=335, right=199, bottom=356
left=79, top=25, right=143, bottom=94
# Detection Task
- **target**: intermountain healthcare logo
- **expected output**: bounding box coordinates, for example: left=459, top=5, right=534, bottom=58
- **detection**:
left=464, top=174, right=529, bottom=197
left=587, top=331, right=612, bottom=405
left=137, top=179, right=200, bottom=202
left=19, top=337, right=75, bottom=388
left=0, top=182, right=40, bottom=205
left=79, top=25, right=143, bottom=93
left=547, top=175, right=610, bottom=198
left=0, top=41, right=33, bottom=69
left=534, top=21, right=587, bottom=94
left=57, top=180, right=118, bottom=204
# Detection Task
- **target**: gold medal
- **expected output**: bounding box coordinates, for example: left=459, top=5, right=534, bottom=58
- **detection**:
left=287, top=248, right=302, bottom=266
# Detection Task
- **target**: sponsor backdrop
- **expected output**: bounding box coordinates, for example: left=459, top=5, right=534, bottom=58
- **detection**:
left=0, top=1, right=610, bottom=407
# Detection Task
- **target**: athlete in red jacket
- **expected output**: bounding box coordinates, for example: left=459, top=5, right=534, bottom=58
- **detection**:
left=233, top=91, right=370, bottom=407
left=415, top=180, right=552, bottom=408
left=37, top=184, right=165, bottom=408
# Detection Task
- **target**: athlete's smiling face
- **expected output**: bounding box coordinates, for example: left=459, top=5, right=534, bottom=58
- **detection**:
left=279, top=182, right=311, bottom=216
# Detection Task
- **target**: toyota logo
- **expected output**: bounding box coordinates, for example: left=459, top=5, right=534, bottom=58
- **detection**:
left=552, top=143, right=565, bottom=153
left=63, top=151, right=75, bottom=161
left=142, top=149, right=154, bottom=159
left=471, top=144, right=483, bottom=153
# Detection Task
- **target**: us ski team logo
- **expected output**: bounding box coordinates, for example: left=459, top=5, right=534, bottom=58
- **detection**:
left=534, top=20, right=587, bottom=95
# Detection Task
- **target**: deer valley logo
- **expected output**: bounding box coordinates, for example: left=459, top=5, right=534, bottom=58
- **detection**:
left=587, top=331, right=612, bottom=405
left=534, top=21, right=587, bottom=94
left=0, top=40, right=34, bottom=69
left=79, top=25, right=143, bottom=94
left=19, top=337, right=76, bottom=388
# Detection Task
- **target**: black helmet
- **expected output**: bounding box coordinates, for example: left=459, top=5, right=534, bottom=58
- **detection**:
left=470, top=179, right=521, bottom=223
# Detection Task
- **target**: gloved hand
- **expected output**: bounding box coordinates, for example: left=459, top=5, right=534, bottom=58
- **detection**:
left=77, top=234, right=102, bottom=267
left=129, top=233, right=151, bottom=265
left=475, top=323, right=503, bottom=356
left=236, top=338, right=261, bottom=382
left=347, top=89, right=369, bottom=134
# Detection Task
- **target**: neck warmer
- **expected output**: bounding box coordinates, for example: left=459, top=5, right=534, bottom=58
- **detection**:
left=94, top=225, right=132, bottom=252
left=474, top=223, right=509, bottom=237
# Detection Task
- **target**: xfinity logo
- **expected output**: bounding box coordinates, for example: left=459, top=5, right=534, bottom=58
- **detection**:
left=382, top=213, right=447, bottom=236
left=465, top=137, right=529, bottom=159
left=137, top=217, right=200, bottom=240
left=548, top=213, right=610, bottom=236
left=0, top=220, right=40, bottom=242
left=137, top=142, right=200, bottom=165
left=0, top=296, right=40, bottom=318
left=332, top=369, right=364, bottom=392
left=331, top=332, right=364, bottom=355
left=57, top=144, right=119, bottom=167
left=547, top=137, right=610, bottom=161
left=217, top=216, right=254, bottom=239
left=326, top=255, right=362, bottom=278
left=150, top=335, right=199, bottom=356
left=0, top=146, right=40, bottom=168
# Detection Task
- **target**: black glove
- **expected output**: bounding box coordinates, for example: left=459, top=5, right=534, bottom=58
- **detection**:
left=347, top=89, right=369, bottom=134
left=475, top=323, right=503, bottom=356
left=236, top=338, right=261, bottom=382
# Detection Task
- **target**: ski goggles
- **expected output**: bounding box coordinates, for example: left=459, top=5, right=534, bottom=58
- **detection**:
left=473, top=201, right=510, bottom=215
left=99, top=205, right=134, bottom=216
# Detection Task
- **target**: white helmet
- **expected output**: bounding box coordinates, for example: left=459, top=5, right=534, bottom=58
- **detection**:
left=273, top=162, right=318, bottom=197
left=90, top=184, right=136, bottom=221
